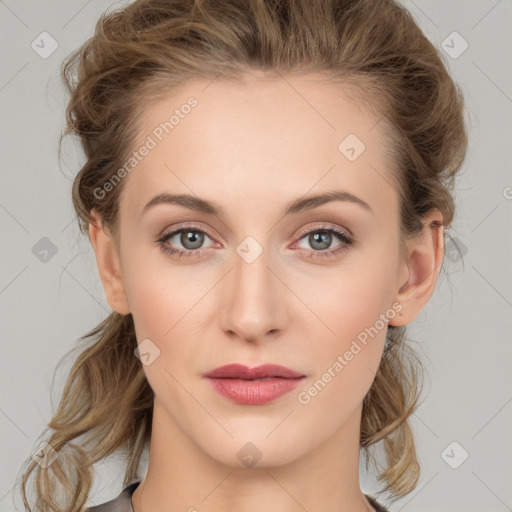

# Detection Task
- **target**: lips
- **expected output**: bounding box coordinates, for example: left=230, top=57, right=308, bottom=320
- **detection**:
left=203, top=363, right=305, bottom=380
left=204, top=364, right=306, bottom=405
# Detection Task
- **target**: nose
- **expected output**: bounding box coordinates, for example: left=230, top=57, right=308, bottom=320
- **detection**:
left=219, top=244, right=288, bottom=344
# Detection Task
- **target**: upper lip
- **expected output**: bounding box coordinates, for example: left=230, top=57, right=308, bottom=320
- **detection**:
left=204, top=364, right=305, bottom=379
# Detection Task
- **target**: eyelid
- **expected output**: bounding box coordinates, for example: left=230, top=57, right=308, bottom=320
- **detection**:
left=159, top=222, right=218, bottom=242
left=293, top=222, right=353, bottom=242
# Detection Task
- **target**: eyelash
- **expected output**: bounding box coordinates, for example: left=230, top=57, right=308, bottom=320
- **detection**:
left=156, top=223, right=355, bottom=261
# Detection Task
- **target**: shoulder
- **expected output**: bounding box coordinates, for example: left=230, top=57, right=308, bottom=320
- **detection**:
left=365, top=494, right=391, bottom=512
left=85, top=481, right=141, bottom=512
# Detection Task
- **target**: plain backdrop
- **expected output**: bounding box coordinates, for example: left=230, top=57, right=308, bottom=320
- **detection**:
left=1, top=1, right=511, bottom=511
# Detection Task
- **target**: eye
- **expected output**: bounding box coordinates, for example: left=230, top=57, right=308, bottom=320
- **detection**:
left=157, top=224, right=217, bottom=259
left=293, top=224, right=354, bottom=260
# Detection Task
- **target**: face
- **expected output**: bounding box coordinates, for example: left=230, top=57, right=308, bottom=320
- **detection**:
left=102, top=72, right=410, bottom=467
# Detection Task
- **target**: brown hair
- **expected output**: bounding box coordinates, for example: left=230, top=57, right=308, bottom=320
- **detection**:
left=18, top=0, right=467, bottom=510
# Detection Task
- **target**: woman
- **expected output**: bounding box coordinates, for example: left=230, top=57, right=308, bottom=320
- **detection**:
left=18, top=0, right=468, bottom=511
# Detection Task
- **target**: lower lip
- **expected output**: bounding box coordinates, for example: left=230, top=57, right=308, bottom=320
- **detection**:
left=206, top=377, right=304, bottom=405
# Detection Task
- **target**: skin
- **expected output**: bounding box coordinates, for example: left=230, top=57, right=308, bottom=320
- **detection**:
left=89, top=71, right=444, bottom=512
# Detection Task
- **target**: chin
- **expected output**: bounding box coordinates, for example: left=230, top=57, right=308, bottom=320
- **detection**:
left=195, top=428, right=310, bottom=469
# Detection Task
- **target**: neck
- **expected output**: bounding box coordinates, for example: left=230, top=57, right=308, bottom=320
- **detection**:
left=131, top=399, right=375, bottom=512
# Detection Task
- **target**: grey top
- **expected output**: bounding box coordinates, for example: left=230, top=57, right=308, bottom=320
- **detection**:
left=86, top=480, right=390, bottom=512
left=86, top=481, right=140, bottom=512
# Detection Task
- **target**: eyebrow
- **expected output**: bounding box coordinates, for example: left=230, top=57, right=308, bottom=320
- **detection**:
left=141, top=189, right=373, bottom=218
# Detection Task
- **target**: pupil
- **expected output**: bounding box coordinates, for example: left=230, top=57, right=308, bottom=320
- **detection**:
left=311, top=231, right=330, bottom=250
left=182, top=231, right=203, bottom=249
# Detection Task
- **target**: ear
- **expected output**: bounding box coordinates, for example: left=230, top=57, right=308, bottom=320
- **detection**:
left=389, top=209, right=445, bottom=327
left=88, top=210, right=131, bottom=315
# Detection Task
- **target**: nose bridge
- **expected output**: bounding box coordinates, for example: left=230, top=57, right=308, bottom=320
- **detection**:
left=220, top=237, right=286, bottom=341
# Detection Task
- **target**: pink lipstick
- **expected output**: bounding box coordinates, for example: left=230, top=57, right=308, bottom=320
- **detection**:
left=204, top=364, right=305, bottom=405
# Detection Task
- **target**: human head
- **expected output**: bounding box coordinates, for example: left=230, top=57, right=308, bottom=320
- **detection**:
left=20, top=1, right=467, bottom=510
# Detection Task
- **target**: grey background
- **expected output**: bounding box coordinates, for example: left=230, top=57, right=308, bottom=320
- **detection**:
left=1, top=1, right=511, bottom=511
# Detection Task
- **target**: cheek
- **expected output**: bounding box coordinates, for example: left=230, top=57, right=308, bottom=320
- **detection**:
left=121, top=240, right=206, bottom=338
left=295, top=282, right=392, bottom=427
left=312, top=257, right=396, bottom=332
left=123, top=266, right=204, bottom=400
left=301, top=252, right=398, bottom=389
left=121, top=248, right=216, bottom=378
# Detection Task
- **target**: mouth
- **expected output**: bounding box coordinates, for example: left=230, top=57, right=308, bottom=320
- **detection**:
left=203, top=363, right=305, bottom=380
left=203, top=364, right=306, bottom=405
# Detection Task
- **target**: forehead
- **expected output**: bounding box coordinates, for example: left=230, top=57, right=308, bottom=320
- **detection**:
left=119, top=72, right=398, bottom=224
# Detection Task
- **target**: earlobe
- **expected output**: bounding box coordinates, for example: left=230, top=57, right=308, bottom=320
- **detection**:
left=88, top=210, right=131, bottom=315
left=389, top=209, right=444, bottom=327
